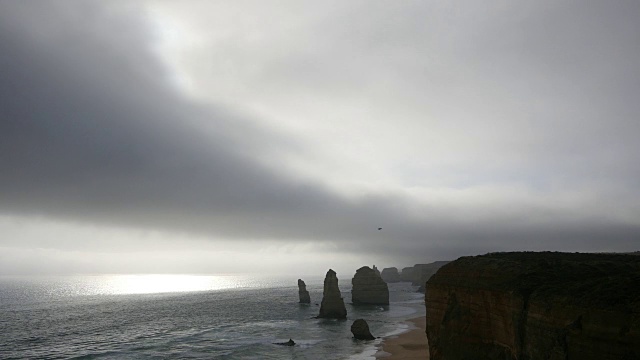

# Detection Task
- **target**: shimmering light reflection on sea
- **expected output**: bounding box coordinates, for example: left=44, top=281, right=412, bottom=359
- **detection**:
left=86, top=274, right=247, bottom=295
left=1, top=274, right=290, bottom=300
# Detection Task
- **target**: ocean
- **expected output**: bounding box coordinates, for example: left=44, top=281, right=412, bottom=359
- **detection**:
left=0, top=274, right=425, bottom=359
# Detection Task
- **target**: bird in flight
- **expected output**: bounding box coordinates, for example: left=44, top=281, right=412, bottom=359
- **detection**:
left=377, top=227, right=382, bottom=230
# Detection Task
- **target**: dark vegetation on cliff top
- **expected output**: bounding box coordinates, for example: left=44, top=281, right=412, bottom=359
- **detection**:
left=429, top=252, right=640, bottom=311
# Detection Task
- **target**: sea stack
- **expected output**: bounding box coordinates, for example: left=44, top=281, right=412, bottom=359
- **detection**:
left=380, top=267, right=401, bottom=283
left=298, top=279, right=311, bottom=304
left=318, top=269, right=347, bottom=319
left=399, top=267, right=414, bottom=282
left=351, top=266, right=389, bottom=305
left=351, top=319, right=375, bottom=340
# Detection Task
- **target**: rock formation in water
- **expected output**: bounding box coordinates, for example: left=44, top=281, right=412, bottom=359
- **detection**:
left=380, top=267, right=400, bottom=283
left=372, top=265, right=381, bottom=277
left=351, top=266, right=389, bottom=305
left=425, top=252, right=640, bottom=360
left=411, top=261, right=449, bottom=292
left=399, top=266, right=414, bottom=282
left=351, top=319, right=375, bottom=340
left=274, top=339, right=296, bottom=346
left=297, top=279, right=310, bottom=304
left=318, top=269, right=347, bottom=319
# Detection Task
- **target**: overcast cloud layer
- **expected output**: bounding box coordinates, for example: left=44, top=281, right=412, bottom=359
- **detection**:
left=1, top=1, right=639, bottom=275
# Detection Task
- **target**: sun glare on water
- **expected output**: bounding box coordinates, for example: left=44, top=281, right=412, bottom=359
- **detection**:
left=104, top=275, right=237, bottom=294
left=68, top=274, right=254, bottom=296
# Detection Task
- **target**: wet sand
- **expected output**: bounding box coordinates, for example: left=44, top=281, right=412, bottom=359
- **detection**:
left=376, top=316, right=429, bottom=359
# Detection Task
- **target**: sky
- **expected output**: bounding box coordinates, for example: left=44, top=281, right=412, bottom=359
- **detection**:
left=1, top=0, right=639, bottom=276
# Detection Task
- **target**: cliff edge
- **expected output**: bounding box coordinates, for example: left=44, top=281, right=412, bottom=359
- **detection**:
left=412, top=261, right=449, bottom=292
left=425, top=252, right=640, bottom=360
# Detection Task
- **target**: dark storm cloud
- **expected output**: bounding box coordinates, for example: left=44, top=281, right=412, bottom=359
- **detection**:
left=0, top=1, right=401, bottom=245
left=1, top=1, right=639, bottom=268
left=0, top=2, right=343, bottom=239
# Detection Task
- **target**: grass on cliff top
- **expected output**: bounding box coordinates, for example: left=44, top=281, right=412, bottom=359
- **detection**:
left=430, top=252, right=640, bottom=311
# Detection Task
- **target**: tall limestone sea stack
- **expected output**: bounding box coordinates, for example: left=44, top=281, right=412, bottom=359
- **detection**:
left=351, top=266, right=389, bottom=305
left=297, top=279, right=310, bottom=304
left=318, top=269, right=347, bottom=319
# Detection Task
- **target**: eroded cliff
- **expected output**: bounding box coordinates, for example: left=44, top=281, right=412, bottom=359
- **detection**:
left=425, top=252, right=640, bottom=360
left=412, top=261, right=449, bottom=292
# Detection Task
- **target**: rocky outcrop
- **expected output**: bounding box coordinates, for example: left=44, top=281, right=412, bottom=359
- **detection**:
left=373, top=265, right=381, bottom=277
left=380, top=267, right=400, bottom=283
left=351, top=266, right=389, bottom=305
left=318, top=269, right=347, bottom=319
left=411, top=261, right=449, bottom=291
left=274, top=339, right=295, bottom=346
left=298, top=279, right=310, bottom=303
left=399, top=266, right=414, bottom=282
left=425, top=252, right=640, bottom=360
left=351, top=319, right=375, bottom=340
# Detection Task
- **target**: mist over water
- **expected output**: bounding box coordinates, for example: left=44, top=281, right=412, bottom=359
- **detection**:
left=0, top=275, right=424, bottom=359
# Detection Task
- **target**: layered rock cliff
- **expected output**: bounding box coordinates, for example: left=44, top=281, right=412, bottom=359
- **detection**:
left=351, top=266, right=389, bottom=305
left=298, top=279, right=310, bottom=304
left=318, top=269, right=347, bottom=319
left=425, top=252, right=640, bottom=360
left=380, top=267, right=400, bottom=283
left=411, top=261, right=449, bottom=292
left=400, top=266, right=414, bottom=282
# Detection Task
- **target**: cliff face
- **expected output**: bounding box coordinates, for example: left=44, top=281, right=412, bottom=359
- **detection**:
left=412, top=261, right=449, bottom=291
left=352, top=266, right=389, bottom=305
left=318, top=269, right=347, bottom=319
left=400, top=267, right=414, bottom=282
left=380, top=267, right=400, bottom=283
left=425, top=252, right=640, bottom=360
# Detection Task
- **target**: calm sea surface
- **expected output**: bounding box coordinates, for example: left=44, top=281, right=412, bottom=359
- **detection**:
left=0, top=274, right=425, bottom=359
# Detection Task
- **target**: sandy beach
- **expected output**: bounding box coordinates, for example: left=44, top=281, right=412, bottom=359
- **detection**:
left=376, top=316, right=429, bottom=359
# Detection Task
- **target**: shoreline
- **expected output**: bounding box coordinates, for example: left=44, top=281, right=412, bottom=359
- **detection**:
left=375, top=316, right=429, bottom=359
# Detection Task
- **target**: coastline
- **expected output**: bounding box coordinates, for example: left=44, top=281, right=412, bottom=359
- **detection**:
left=375, top=316, right=429, bottom=359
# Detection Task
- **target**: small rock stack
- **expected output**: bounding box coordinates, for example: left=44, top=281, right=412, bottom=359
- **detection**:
left=298, top=279, right=311, bottom=304
left=351, top=319, right=375, bottom=340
